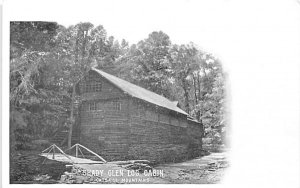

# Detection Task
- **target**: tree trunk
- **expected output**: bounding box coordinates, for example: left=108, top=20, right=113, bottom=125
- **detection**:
left=197, top=71, right=201, bottom=101
left=192, top=74, right=198, bottom=105
left=196, top=72, right=202, bottom=122
left=182, top=79, right=190, bottom=114
left=67, top=85, right=76, bottom=148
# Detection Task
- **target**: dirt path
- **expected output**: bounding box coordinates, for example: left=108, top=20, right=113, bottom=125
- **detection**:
left=152, top=152, right=229, bottom=184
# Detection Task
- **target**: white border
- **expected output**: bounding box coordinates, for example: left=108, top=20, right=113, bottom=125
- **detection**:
left=2, top=0, right=300, bottom=187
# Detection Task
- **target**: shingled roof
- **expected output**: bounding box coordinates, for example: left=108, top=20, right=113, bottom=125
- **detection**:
left=91, top=67, right=188, bottom=116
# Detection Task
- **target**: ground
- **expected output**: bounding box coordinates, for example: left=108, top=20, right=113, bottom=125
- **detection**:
left=153, top=152, right=229, bottom=184
left=70, top=151, right=229, bottom=184
left=10, top=150, right=229, bottom=184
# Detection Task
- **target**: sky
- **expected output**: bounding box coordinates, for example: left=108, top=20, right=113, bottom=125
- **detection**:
left=4, top=0, right=241, bottom=58
left=2, top=0, right=300, bottom=187
left=4, top=0, right=299, bottom=71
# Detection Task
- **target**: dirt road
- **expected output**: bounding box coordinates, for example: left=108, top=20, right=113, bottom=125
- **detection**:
left=152, top=152, right=229, bottom=184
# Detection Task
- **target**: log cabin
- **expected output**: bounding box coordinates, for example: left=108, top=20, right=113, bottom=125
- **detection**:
left=74, top=67, right=203, bottom=163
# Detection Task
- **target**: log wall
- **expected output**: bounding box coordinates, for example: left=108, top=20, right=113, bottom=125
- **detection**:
left=78, top=71, right=203, bottom=162
left=79, top=72, right=130, bottom=160
left=80, top=98, right=131, bottom=160
left=127, top=99, right=203, bottom=162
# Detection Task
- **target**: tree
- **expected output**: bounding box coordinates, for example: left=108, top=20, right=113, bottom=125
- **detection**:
left=10, top=22, right=228, bottom=152
left=116, top=31, right=173, bottom=98
left=190, top=55, right=226, bottom=146
left=10, top=22, right=63, bottom=150
left=54, top=22, right=121, bottom=147
left=56, top=22, right=98, bottom=147
left=169, top=43, right=200, bottom=113
left=10, top=22, right=58, bottom=59
left=207, top=72, right=227, bottom=144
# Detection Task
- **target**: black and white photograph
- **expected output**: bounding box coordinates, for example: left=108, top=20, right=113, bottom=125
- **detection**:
left=1, top=0, right=300, bottom=187
left=8, top=21, right=229, bottom=184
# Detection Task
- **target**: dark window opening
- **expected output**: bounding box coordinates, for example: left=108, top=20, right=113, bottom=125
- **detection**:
left=84, top=81, right=102, bottom=93
left=111, top=100, right=121, bottom=111
left=89, top=101, right=97, bottom=111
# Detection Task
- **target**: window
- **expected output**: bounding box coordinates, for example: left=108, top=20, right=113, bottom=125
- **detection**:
left=92, top=82, right=102, bottom=92
left=111, top=100, right=121, bottom=111
left=84, top=81, right=102, bottom=93
left=82, top=101, right=99, bottom=112
left=89, top=101, right=97, bottom=111
left=85, top=83, right=91, bottom=92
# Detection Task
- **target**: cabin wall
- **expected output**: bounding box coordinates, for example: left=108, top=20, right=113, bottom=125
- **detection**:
left=128, top=99, right=203, bottom=163
left=186, top=121, right=203, bottom=157
left=78, top=70, right=203, bottom=162
left=80, top=98, right=131, bottom=160
left=79, top=71, right=123, bottom=101
left=79, top=72, right=130, bottom=160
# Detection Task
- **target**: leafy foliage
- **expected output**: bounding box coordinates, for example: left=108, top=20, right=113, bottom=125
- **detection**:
left=10, top=22, right=228, bottom=152
left=115, top=31, right=173, bottom=98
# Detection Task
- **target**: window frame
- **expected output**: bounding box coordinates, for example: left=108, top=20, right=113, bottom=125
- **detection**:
left=84, top=81, right=102, bottom=93
left=111, top=100, right=121, bottom=111
left=89, top=101, right=97, bottom=111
